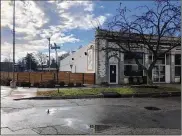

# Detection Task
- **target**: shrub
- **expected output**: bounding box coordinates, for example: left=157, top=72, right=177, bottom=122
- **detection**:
left=133, top=77, right=138, bottom=85
left=48, top=80, right=56, bottom=85
left=41, top=81, right=55, bottom=88
left=1, top=78, right=12, bottom=86
left=34, top=82, right=40, bottom=87
left=48, top=80, right=56, bottom=88
left=68, top=82, right=74, bottom=87
left=21, top=82, right=31, bottom=87
left=39, top=82, right=45, bottom=88
left=0, top=79, right=5, bottom=85
left=46, top=83, right=55, bottom=88
left=128, top=77, right=133, bottom=84
left=138, top=77, right=143, bottom=84
left=75, top=82, right=82, bottom=87
left=59, top=81, right=65, bottom=87
left=101, top=82, right=109, bottom=86
left=16, top=82, right=21, bottom=87
left=39, top=80, right=56, bottom=88
left=0, top=79, right=4, bottom=85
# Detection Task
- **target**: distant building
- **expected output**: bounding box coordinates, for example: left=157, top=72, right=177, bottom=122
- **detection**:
left=0, top=62, right=13, bottom=72
left=0, top=62, right=23, bottom=72
left=59, top=41, right=95, bottom=73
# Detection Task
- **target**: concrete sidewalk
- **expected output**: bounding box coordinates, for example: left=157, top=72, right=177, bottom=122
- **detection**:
left=1, top=86, right=37, bottom=99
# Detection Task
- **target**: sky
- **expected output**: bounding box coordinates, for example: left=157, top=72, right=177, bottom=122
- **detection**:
left=1, top=0, right=178, bottom=62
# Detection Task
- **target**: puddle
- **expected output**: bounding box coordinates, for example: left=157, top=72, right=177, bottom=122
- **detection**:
left=62, top=118, right=112, bottom=133
left=144, top=106, right=161, bottom=110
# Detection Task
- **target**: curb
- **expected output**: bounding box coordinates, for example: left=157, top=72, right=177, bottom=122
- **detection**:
left=13, top=92, right=181, bottom=101
left=14, top=95, right=104, bottom=100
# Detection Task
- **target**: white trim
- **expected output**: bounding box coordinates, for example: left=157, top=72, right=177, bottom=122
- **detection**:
left=150, top=53, right=166, bottom=83
left=109, top=64, right=118, bottom=84
left=152, top=64, right=166, bottom=83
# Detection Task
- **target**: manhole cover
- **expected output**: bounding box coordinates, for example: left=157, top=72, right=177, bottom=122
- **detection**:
left=144, top=106, right=161, bottom=110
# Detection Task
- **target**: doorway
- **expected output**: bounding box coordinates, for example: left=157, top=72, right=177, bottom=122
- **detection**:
left=109, top=64, right=118, bottom=84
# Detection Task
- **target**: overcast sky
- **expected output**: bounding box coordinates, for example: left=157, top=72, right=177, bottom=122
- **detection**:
left=1, top=0, right=177, bottom=62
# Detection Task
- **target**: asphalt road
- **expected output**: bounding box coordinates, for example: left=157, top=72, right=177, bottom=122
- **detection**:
left=1, top=86, right=181, bottom=135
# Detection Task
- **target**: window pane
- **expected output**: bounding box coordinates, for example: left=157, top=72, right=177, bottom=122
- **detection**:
left=154, top=54, right=165, bottom=64
left=175, top=66, right=181, bottom=76
left=160, top=66, right=165, bottom=82
left=175, top=54, right=181, bottom=65
left=124, top=65, right=143, bottom=76
left=124, top=53, right=143, bottom=64
left=149, top=54, right=152, bottom=64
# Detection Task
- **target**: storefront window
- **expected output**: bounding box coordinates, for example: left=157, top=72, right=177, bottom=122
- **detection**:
left=124, top=65, right=143, bottom=76
left=124, top=53, right=143, bottom=64
left=124, top=53, right=144, bottom=76
left=154, top=54, right=165, bottom=64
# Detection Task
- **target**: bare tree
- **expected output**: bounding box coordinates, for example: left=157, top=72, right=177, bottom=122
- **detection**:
left=59, top=52, right=70, bottom=61
left=36, top=52, right=47, bottom=71
left=101, top=0, right=180, bottom=84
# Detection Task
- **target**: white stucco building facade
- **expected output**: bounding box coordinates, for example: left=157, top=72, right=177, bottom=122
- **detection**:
left=60, top=41, right=95, bottom=73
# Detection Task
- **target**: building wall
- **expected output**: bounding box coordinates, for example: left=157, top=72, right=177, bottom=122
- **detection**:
left=95, top=38, right=107, bottom=84
left=95, top=38, right=181, bottom=84
left=60, top=42, right=95, bottom=73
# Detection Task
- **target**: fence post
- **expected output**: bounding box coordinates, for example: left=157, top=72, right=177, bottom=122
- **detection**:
left=16, top=73, right=18, bottom=81
left=83, top=73, right=84, bottom=84
left=29, top=72, right=30, bottom=83
left=53, top=72, right=55, bottom=81
left=40, top=72, right=42, bottom=83
left=94, top=73, right=96, bottom=84
left=69, top=72, right=70, bottom=83
left=17, top=73, right=19, bottom=82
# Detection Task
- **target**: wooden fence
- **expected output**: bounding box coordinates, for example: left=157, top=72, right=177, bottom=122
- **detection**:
left=0, top=72, right=95, bottom=85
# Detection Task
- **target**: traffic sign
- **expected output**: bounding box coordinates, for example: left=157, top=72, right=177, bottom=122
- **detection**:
left=51, top=46, right=60, bottom=49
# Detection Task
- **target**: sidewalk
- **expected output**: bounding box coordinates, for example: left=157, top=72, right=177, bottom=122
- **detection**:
left=1, top=86, right=37, bottom=99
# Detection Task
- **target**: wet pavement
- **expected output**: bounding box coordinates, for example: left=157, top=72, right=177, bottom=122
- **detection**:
left=1, top=86, right=181, bottom=135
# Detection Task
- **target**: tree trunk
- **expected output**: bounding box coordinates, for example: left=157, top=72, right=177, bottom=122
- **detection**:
left=145, top=69, right=153, bottom=85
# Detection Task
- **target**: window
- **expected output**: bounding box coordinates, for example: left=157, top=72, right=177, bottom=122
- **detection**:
left=124, top=53, right=143, bottom=64
left=175, top=54, right=181, bottom=65
left=124, top=65, right=143, bottom=76
left=124, top=53, right=144, bottom=76
left=150, top=54, right=165, bottom=64
left=155, top=55, right=165, bottom=64
left=175, top=54, right=181, bottom=77
left=175, top=66, right=181, bottom=76
left=149, top=54, right=152, bottom=64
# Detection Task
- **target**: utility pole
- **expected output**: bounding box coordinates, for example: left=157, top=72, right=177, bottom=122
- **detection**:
left=51, top=43, right=60, bottom=83
left=10, top=0, right=16, bottom=88
left=47, top=37, right=51, bottom=71
left=51, top=43, right=60, bottom=93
